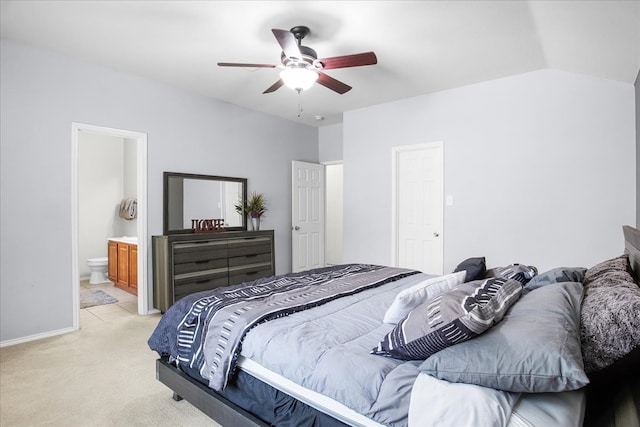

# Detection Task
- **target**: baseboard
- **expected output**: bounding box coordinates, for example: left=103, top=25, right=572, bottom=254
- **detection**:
left=0, top=326, right=76, bottom=348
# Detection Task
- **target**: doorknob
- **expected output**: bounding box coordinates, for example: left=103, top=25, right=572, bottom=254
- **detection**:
left=433, top=232, right=440, bottom=237
left=292, top=226, right=300, bottom=231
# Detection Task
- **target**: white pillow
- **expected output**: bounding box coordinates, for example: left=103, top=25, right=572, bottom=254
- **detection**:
left=382, top=271, right=466, bottom=324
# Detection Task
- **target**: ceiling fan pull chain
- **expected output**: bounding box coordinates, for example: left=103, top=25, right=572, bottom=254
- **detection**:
left=297, top=89, right=303, bottom=117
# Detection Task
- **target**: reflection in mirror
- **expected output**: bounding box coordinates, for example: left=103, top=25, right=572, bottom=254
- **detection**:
left=164, top=172, right=247, bottom=234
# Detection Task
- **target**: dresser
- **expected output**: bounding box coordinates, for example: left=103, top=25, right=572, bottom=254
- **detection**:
left=152, top=230, right=275, bottom=312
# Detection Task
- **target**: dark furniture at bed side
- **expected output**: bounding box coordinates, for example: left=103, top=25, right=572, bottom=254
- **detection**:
left=152, top=230, right=275, bottom=312
left=623, top=225, right=640, bottom=283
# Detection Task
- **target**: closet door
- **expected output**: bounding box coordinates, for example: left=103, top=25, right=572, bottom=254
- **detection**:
left=393, top=142, right=444, bottom=275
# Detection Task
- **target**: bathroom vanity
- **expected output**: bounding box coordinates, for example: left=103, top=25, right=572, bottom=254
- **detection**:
left=108, top=238, right=138, bottom=296
left=152, top=230, right=275, bottom=312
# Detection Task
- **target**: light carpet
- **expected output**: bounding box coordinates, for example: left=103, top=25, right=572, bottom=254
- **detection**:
left=0, top=314, right=219, bottom=426
left=80, top=289, right=118, bottom=309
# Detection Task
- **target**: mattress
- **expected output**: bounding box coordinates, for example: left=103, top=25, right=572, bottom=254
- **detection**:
left=238, top=356, right=587, bottom=427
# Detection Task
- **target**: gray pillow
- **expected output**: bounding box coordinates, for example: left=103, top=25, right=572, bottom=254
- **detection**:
left=525, top=267, right=587, bottom=291
left=371, top=277, right=522, bottom=360
left=580, top=255, right=640, bottom=373
left=419, top=281, right=589, bottom=392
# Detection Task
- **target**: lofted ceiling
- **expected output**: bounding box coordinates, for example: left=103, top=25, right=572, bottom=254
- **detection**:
left=1, top=0, right=639, bottom=127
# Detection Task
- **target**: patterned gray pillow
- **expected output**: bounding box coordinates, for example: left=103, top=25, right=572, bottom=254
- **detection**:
left=371, top=278, right=522, bottom=360
left=494, top=263, right=538, bottom=284
left=580, top=255, right=640, bottom=373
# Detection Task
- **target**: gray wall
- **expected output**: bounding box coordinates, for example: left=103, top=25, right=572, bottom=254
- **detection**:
left=319, top=123, right=343, bottom=163
left=343, top=69, right=636, bottom=273
left=0, top=40, right=318, bottom=343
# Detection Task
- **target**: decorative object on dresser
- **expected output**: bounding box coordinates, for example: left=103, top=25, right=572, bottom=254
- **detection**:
left=191, top=218, right=226, bottom=233
left=152, top=230, right=275, bottom=312
left=235, top=191, right=268, bottom=231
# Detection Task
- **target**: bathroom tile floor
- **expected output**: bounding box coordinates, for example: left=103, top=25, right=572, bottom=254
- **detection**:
left=80, top=279, right=138, bottom=326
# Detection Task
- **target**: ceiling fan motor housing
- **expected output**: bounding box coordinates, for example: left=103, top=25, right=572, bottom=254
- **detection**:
left=281, top=45, right=319, bottom=68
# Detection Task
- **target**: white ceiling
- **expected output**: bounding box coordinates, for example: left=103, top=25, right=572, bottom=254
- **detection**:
left=1, top=1, right=639, bottom=127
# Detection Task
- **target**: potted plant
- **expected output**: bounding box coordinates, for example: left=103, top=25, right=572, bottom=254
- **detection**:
left=235, top=191, right=267, bottom=230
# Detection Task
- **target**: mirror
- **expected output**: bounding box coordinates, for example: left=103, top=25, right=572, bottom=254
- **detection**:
left=163, top=172, right=247, bottom=234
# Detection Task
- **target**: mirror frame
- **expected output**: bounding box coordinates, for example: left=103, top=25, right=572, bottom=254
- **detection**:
left=163, top=171, right=247, bottom=235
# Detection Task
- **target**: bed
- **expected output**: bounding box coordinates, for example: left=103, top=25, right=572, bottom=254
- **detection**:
left=148, top=225, right=640, bottom=427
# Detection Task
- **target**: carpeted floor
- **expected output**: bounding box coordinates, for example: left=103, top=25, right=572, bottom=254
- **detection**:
left=80, top=289, right=119, bottom=309
left=0, top=314, right=219, bottom=426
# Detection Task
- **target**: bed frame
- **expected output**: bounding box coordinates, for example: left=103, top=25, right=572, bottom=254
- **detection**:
left=156, top=357, right=268, bottom=427
left=155, top=225, right=640, bottom=427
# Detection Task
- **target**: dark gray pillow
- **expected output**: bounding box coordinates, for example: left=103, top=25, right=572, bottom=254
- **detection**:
left=580, top=255, right=640, bottom=373
left=371, top=277, right=522, bottom=360
left=525, top=267, right=587, bottom=291
left=420, top=281, right=589, bottom=392
left=453, top=257, right=486, bottom=282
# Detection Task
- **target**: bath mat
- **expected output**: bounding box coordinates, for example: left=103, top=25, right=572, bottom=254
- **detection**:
left=80, top=289, right=118, bottom=309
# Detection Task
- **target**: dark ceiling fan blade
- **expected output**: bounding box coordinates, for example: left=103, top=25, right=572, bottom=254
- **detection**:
left=316, top=72, right=352, bottom=94
left=318, top=52, right=377, bottom=70
left=272, top=29, right=301, bottom=60
left=263, top=79, right=284, bottom=94
left=218, top=62, right=277, bottom=68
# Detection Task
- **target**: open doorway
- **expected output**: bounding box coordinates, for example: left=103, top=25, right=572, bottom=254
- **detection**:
left=325, top=162, right=343, bottom=266
left=71, top=123, right=149, bottom=331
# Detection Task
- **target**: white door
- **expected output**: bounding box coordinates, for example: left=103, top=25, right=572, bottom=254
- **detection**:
left=393, top=142, right=444, bottom=274
left=292, top=161, right=325, bottom=272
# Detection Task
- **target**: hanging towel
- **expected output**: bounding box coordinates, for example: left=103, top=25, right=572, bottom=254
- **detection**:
left=119, top=198, right=137, bottom=220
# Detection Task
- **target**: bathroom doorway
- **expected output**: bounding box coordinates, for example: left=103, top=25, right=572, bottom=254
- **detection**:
left=71, top=123, right=149, bottom=331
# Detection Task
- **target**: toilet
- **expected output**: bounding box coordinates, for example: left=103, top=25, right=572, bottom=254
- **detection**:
left=86, top=257, right=109, bottom=284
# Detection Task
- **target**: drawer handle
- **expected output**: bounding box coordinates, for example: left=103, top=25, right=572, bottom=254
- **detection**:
left=245, top=254, right=257, bottom=258
left=195, top=260, right=210, bottom=264
left=195, top=279, right=211, bottom=284
left=246, top=271, right=258, bottom=276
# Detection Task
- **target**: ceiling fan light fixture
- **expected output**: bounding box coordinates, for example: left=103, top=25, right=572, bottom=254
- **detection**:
left=280, top=67, right=318, bottom=91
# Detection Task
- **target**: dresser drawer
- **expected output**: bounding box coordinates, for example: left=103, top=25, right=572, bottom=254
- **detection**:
left=228, top=252, right=272, bottom=268
left=173, top=241, right=228, bottom=263
left=228, top=262, right=274, bottom=285
left=174, top=257, right=227, bottom=275
left=227, top=237, right=272, bottom=258
left=174, top=270, right=229, bottom=300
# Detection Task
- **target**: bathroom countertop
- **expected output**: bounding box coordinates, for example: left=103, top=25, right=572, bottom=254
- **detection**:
left=108, top=236, right=138, bottom=245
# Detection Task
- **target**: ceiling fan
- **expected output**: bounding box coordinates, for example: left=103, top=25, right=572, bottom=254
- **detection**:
left=218, top=26, right=377, bottom=94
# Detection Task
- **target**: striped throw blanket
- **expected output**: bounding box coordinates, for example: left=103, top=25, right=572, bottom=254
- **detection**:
left=168, top=264, right=418, bottom=391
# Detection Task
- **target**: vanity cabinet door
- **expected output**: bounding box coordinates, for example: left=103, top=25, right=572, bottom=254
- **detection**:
left=117, top=244, right=130, bottom=288
left=129, top=245, right=138, bottom=294
left=108, top=240, right=118, bottom=282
